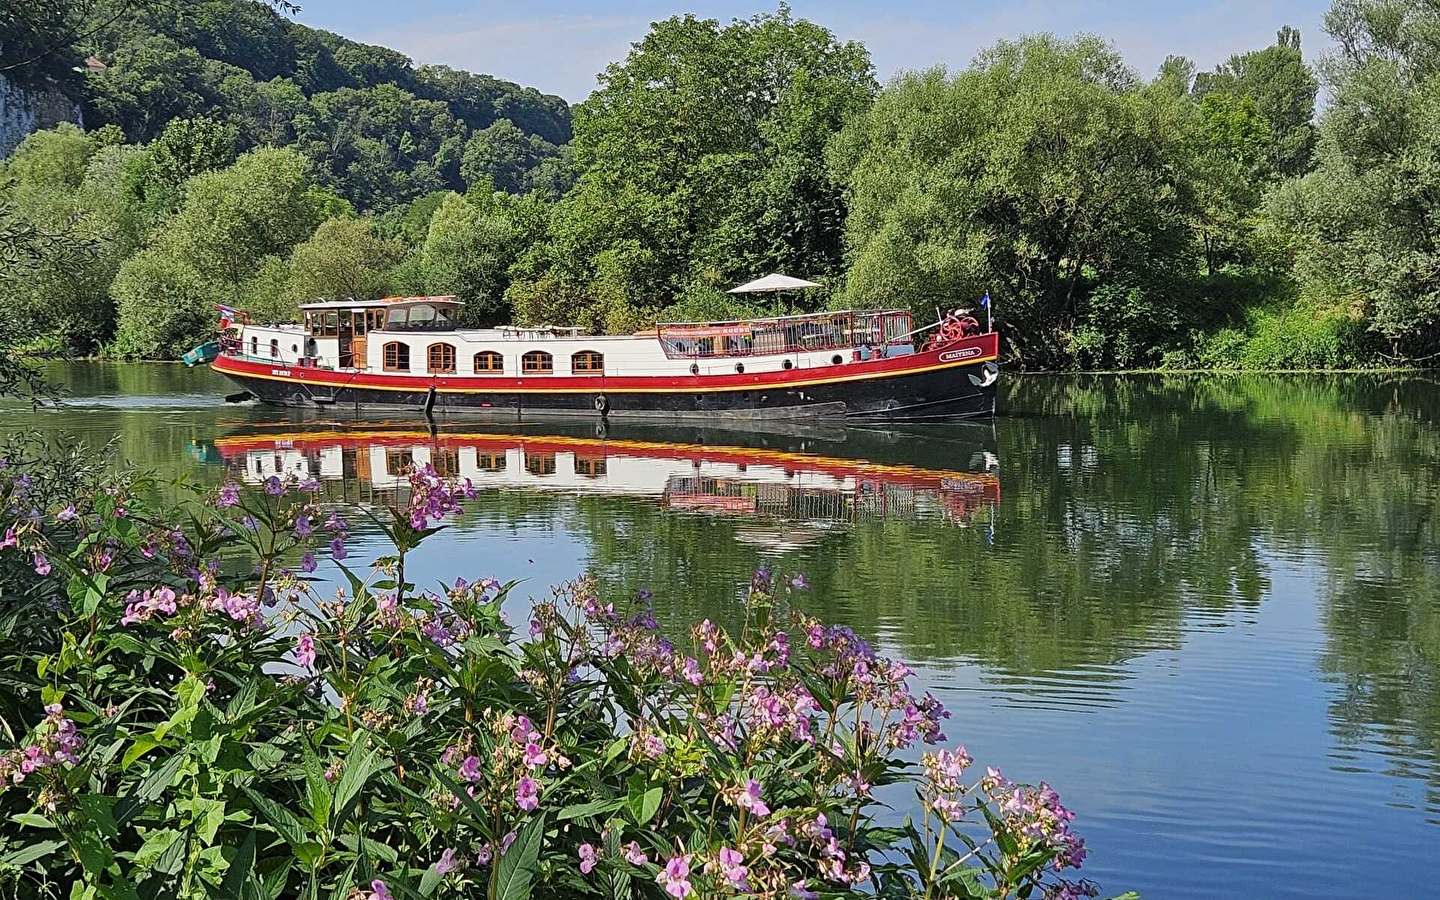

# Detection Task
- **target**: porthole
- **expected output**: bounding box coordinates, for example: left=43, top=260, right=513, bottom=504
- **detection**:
left=690, top=363, right=700, bottom=376
left=735, top=363, right=745, bottom=374
left=291, top=344, right=298, bottom=353
left=782, top=359, right=793, bottom=370
left=831, top=354, right=844, bottom=365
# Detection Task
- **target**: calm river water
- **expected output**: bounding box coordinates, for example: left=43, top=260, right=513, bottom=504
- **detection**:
left=3, top=363, right=1437, bottom=898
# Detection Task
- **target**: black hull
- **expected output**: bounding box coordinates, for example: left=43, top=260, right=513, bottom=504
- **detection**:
left=219, top=358, right=998, bottom=423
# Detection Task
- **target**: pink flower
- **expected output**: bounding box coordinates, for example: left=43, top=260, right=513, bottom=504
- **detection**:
left=578, top=842, right=599, bottom=874
left=294, top=633, right=316, bottom=668
left=737, top=778, right=770, bottom=817
left=434, top=847, right=459, bottom=875
left=790, top=881, right=819, bottom=899
left=515, top=776, right=540, bottom=811
left=369, top=880, right=393, bottom=900
left=715, top=847, right=749, bottom=890
left=622, top=841, right=649, bottom=865
left=523, top=742, right=548, bottom=769
left=657, top=855, right=693, bottom=899
left=458, top=755, right=482, bottom=783
left=681, top=656, right=703, bottom=686
left=33, top=552, right=50, bottom=576
left=475, top=844, right=493, bottom=866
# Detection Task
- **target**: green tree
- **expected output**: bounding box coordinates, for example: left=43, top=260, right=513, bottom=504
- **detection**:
left=1270, top=0, right=1440, bottom=356
left=108, top=247, right=211, bottom=358
left=511, top=7, right=875, bottom=330
left=1192, top=26, right=1319, bottom=176
left=108, top=146, right=328, bottom=356
left=460, top=118, right=562, bottom=194
left=1, top=123, right=94, bottom=192
left=288, top=216, right=405, bottom=303
left=293, top=84, right=467, bottom=210
left=831, top=35, right=1195, bottom=367
left=161, top=146, right=326, bottom=300
left=422, top=189, right=548, bottom=326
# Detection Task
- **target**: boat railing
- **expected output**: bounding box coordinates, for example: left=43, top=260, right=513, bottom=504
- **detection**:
left=657, top=310, right=914, bottom=359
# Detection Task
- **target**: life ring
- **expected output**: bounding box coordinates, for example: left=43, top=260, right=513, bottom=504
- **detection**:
left=593, top=394, right=609, bottom=415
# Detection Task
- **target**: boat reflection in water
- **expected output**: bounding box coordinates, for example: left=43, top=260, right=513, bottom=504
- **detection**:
left=211, top=422, right=1000, bottom=539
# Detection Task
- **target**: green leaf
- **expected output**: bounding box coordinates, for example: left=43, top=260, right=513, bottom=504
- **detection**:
left=123, top=735, right=163, bottom=770
left=133, top=828, right=183, bottom=868
left=300, top=736, right=331, bottom=832
left=79, top=795, right=119, bottom=839
left=242, top=786, right=309, bottom=850
left=77, top=825, right=115, bottom=874
left=115, top=750, right=185, bottom=825
left=494, top=814, right=545, bottom=900
left=10, top=813, right=55, bottom=829
left=626, top=775, right=662, bottom=826
left=0, top=839, right=64, bottom=867
left=192, top=797, right=227, bottom=844
left=219, top=826, right=258, bottom=900
left=332, top=736, right=385, bottom=831
left=556, top=797, right=625, bottom=821
left=419, top=863, right=445, bottom=897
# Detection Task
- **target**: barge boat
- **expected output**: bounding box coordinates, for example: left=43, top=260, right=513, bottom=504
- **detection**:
left=208, top=295, right=999, bottom=422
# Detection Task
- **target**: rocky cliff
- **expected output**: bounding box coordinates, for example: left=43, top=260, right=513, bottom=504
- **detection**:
left=0, top=74, right=84, bottom=158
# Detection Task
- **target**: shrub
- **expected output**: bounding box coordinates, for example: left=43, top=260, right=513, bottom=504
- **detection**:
left=0, top=441, right=1127, bottom=900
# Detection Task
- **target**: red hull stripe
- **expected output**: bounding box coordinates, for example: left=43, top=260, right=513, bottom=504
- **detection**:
left=211, top=334, right=999, bottom=395
left=213, top=430, right=1000, bottom=500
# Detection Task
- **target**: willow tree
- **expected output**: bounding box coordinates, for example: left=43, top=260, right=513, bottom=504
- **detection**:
left=1268, top=0, right=1440, bottom=358
left=830, top=35, right=1195, bottom=367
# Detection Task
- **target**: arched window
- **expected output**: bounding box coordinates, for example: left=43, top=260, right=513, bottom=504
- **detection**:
left=269, top=339, right=279, bottom=358
left=572, top=350, right=604, bottom=375
left=383, top=342, right=410, bottom=372
left=427, top=342, right=456, bottom=374
left=522, top=351, right=553, bottom=375
left=474, top=351, right=504, bottom=373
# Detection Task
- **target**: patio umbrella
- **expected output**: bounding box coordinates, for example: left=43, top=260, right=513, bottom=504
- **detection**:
left=726, top=273, right=823, bottom=294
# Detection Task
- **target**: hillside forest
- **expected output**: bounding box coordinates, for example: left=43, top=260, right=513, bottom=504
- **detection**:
left=2, top=0, right=1438, bottom=370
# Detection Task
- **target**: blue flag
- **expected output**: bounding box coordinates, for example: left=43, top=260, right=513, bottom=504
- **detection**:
left=980, top=292, right=990, bottom=308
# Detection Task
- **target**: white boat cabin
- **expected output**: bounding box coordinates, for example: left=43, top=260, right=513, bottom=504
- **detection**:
left=225, top=296, right=918, bottom=379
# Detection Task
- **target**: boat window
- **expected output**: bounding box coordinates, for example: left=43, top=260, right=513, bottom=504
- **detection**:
left=324, top=313, right=338, bottom=337
left=474, top=351, right=504, bottom=373
left=249, top=336, right=258, bottom=355
left=525, top=452, right=557, bottom=475
left=427, top=343, right=456, bottom=374
left=269, top=339, right=279, bottom=358
left=385, top=449, right=413, bottom=476
left=572, top=350, right=604, bottom=375
left=575, top=456, right=607, bottom=477
left=522, top=351, right=553, bottom=375
left=354, top=312, right=367, bottom=335
left=384, top=342, right=410, bottom=372
left=433, top=450, right=459, bottom=477
left=476, top=453, right=506, bottom=472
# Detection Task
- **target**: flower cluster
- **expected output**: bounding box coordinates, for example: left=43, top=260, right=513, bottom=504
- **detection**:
left=0, top=704, right=83, bottom=786
left=406, top=463, right=476, bottom=530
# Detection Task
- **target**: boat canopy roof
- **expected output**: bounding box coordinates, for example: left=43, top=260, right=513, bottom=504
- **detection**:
left=656, top=309, right=914, bottom=359
left=299, top=296, right=460, bottom=311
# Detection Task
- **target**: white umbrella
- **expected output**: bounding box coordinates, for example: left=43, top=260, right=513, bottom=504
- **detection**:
left=726, top=273, right=824, bottom=294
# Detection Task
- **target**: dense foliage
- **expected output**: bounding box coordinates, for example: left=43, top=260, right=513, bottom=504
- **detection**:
left=0, top=441, right=1128, bottom=900
left=3, top=0, right=1438, bottom=367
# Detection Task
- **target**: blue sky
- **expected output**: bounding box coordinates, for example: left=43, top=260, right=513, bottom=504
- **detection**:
left=290, top=0, right=1332, bottom=101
